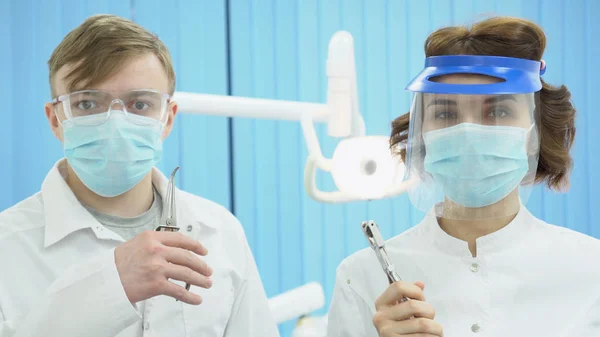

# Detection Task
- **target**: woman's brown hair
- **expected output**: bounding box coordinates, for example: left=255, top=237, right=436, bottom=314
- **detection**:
left=391, top=16, right=575, bottom=191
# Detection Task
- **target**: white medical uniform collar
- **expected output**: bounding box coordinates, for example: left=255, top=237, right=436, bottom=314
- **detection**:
left=425, top=203, right=535, bottom=257
left=43, top=158, right=216, bottom=248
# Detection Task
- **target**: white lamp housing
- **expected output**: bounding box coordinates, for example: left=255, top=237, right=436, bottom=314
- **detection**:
left=331, top=136, right=404, bottom=200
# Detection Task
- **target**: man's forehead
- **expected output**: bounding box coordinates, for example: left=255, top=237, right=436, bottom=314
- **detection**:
left=52, top=54, right=170, bottom=95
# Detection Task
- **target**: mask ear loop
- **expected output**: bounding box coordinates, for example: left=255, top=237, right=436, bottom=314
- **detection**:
left=160, top=96, right=173, bottom=125
left=55, top=109, right=64, bottom=127
left=525, top=121, right=540, bottom=157
left=51, top=94, right=69, bottom=128
left=520, top=121, right=540, bottom=191
left=526, top=89, right=542, bottom=157
left=50, top=98, right=70, bottom=143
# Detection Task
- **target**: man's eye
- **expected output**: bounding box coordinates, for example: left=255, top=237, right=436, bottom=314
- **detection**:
left=76, top=100, right=98, bottom=110
left=130, top=101, right=151, bottom=111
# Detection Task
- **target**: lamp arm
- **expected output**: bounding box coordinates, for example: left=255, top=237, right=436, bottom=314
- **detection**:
left=304, top=155, right=359, bottom=204
left=172, top=92, right=331, bottom=123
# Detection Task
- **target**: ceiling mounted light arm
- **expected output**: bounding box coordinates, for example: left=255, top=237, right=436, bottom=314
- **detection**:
left=171, top=92, right=331, bottom=124
left=174, top=30, right=362, bottom=136
left=173, top=31, right=408, bottom=203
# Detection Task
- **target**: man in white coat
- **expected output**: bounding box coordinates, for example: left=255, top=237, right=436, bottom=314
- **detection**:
left=0, top=14, right=279, bottom=337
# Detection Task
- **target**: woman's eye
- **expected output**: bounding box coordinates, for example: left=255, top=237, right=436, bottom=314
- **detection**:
left=435, top=111, right=457, bottom=119
left=487, top=108, right=511, bottom=118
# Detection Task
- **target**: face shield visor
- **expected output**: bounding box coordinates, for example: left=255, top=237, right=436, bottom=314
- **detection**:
left=403, top=55, right=544, bottom=220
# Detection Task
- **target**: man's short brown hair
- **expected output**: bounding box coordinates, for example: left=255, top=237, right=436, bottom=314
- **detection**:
left=48, top=14, right=176, bottom=96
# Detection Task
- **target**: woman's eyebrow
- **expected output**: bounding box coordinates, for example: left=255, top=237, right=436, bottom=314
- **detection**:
left=484, top=95, right=518, bottom=104
left=426, top=98, right=457, bottom=108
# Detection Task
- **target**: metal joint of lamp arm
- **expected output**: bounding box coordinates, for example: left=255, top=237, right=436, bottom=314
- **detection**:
left=173, top=30, right=413, bottom=203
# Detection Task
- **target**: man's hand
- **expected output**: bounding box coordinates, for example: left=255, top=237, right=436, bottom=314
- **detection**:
left=115, top=230, right=213, bottom=305
left=372, top=281, right=443, bottom=337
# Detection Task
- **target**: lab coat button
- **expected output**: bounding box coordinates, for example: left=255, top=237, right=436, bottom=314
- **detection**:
left=470, top=263, right=479, bottom=272
left=186, top=225, right=193, bottom=232
left=471, top=323, right=481, bottom=333
left=144, top=322, right=150, bottom=331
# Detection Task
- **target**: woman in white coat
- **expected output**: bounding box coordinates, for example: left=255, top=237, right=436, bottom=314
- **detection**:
left=327, top=16, right=600, bottom=337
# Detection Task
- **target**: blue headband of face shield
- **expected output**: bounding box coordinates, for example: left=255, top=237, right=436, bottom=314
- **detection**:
left=405, top=55, right=545, bottom=94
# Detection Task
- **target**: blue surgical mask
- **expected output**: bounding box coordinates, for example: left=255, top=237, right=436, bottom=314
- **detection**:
left=423, top=123, right=530, bottom=208
left=62, top=111, right=164, bottom=197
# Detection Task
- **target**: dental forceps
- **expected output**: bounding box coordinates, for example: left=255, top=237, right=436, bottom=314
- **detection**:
left=361, top=220, right=409, bottom=303
left=157, top=166, right=180, bottom=232
left=156, top=167, right=191, bottom=297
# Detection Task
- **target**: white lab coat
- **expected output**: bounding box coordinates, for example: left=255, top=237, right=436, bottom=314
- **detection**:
left=327, top=206, right=600, bottom=337
left=0, top=159, right=280, bottom=337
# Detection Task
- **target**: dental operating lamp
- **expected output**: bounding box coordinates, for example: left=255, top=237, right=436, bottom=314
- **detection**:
left=174, top=31, right=412, bottom=203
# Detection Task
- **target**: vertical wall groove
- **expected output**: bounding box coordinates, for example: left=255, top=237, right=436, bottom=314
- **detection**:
left=225, top=0, right=236, bottom=215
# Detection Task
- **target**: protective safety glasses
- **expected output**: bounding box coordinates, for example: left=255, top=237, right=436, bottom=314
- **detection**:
left=52, top=89, right=171, bottom=126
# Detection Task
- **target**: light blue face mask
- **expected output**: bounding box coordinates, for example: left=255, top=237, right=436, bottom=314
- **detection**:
left=62, top=111, right=164, bottom=197
left=423, top=123, right=531, bottom=208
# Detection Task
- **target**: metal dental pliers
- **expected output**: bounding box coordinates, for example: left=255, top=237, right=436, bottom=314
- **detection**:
left=156, top=166, right=191, bottom=297
left=361, top=220, right=409, bottom=303
left=157, top=166, right=180, bottom=232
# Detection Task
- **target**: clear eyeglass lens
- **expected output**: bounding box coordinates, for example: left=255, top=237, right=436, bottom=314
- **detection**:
left=65, top=90, right=165, bottom=125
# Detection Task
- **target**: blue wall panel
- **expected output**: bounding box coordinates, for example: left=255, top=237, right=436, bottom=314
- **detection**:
left=539, top=0, right=568, bottom=227
left=11, top=0, right=57, bottom=204
left=317, top=0, right=347, bottom=320
left=296, top=0, right=326, bottom=324
left=386, top=0, right=418, bottom=241
left=173, top=0, right=231, bottom=208
left=588, top=0, right=600, bottom=238
left=564, top=0, right=590, bottom=234
left=0, top=0, right=14, bottom=212
left=273, top=1, right=305, bottom=335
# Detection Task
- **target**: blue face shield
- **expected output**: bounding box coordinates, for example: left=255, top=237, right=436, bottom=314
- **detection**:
left=62, top=111, right=164, bottom=197
left=403, top=55, right=543, bottom=219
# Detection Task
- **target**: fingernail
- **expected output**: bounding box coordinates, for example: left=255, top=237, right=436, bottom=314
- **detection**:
left=207, top=278, right=213, bottom=288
